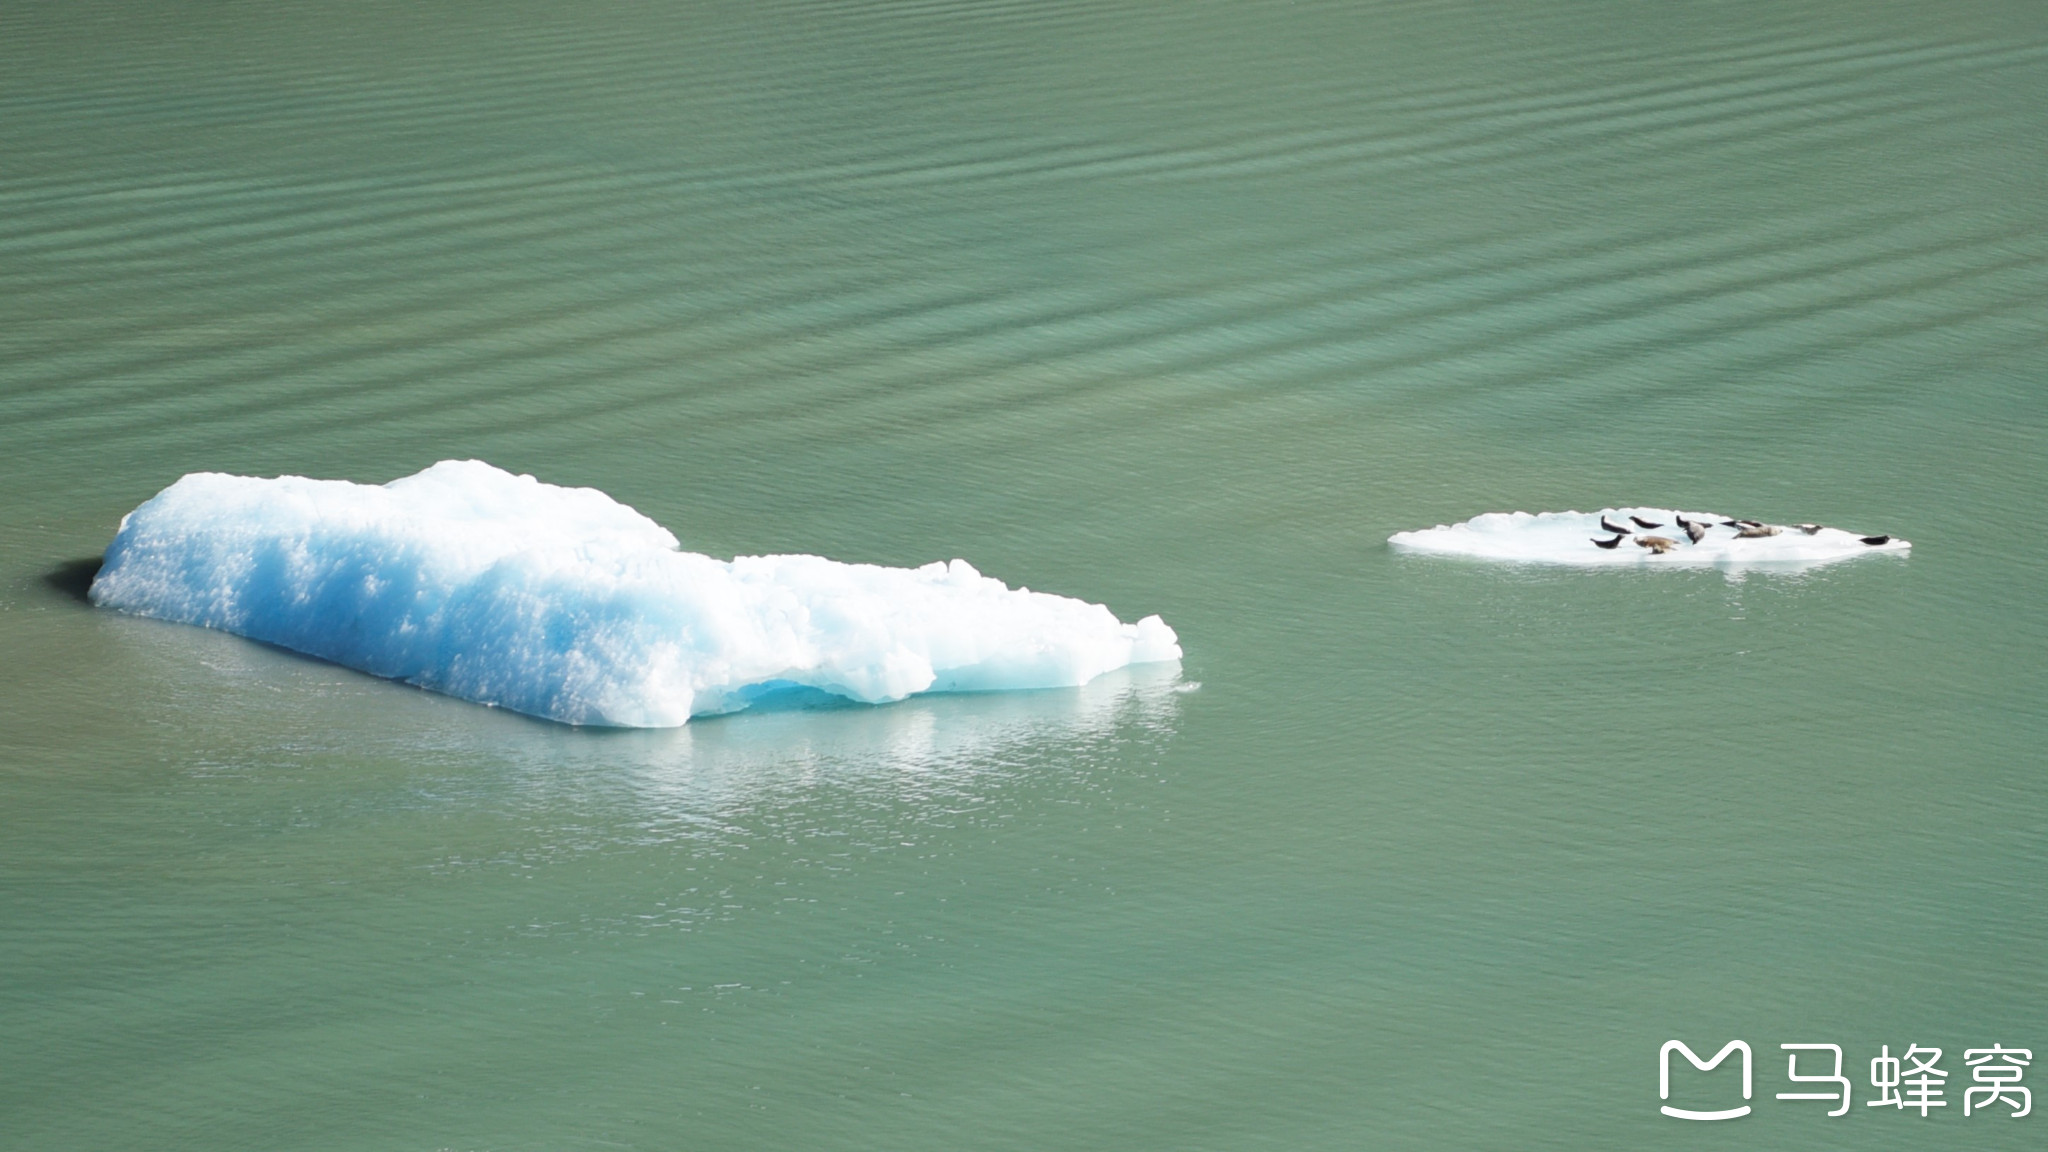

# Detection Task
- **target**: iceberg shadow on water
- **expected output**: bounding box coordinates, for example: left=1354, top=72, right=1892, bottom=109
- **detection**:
left=43, top=556, right=104, bottom=604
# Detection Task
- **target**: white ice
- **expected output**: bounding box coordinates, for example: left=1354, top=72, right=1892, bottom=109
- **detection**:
left=89, top=461, right=1181, bottom=727
left=1388, top=508, right=1909, bottom=569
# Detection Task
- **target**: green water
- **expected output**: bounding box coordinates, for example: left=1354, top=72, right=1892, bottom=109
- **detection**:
left=5, top=0, right=2047, bottom=1147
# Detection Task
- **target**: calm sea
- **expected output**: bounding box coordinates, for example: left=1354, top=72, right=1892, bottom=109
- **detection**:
left=4, top=1, right=2045, bottom=1147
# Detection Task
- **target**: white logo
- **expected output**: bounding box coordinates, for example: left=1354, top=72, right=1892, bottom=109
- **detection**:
left=1871, top=1045, right=1948, bottom=1115
left=1660, top=1040, right=1752, bottom=1120
left=1661, top=1039, right=2032, bottom=1119
left=1776, top=1043, right=1851, bottom=1117
left=1964, top=1047, right=2033, bottom=1118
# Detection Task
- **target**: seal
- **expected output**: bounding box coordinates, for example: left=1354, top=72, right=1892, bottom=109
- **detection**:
left=1600, top=515, right=1631, bottom=535
left=1592, top=534, right=1625, bottom=549
left=1634, top=535, right=1679, bottom=554
left=1683, top=522, right=1707, bottom=544
left=1860, top=534, right=1891, bottom=546
left=1630, top=515, right=1664, bottom=529
left=1734, top=524, right=1782, bottom=538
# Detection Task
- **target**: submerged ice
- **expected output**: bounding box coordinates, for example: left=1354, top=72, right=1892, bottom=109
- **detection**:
left=90, top=461, right=1181, bottom=727
left=1389, top=508, right=1910, bottom=568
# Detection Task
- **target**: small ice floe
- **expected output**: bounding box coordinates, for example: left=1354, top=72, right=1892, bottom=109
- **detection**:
left=89, top=461, right=1181, bottom=727
left=1389, top=508, right=1909, bottom=569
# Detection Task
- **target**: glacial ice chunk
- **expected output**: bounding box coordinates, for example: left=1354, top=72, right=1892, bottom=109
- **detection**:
left=89, top=461, right=1181, bottom=727
left=1389, top=508, right=1909, bottom=568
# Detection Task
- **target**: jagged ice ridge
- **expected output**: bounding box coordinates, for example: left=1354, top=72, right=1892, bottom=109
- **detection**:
left=90, top=461, right=1181, bottom=727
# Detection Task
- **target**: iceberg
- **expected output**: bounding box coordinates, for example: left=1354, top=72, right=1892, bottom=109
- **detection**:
left=1389, top=508, right=1909, bottom=569
left=89, top=461, right=1181, bottom=727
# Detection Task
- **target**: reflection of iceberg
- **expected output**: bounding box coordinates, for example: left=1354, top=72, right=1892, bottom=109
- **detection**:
left=381, top=663, right=1191, bottom=910
left=607, top=662, right=1188, bottom=820
left=1390, top=508, right=1909, bottom=570
left=89, top=461, right=1180, bottom=727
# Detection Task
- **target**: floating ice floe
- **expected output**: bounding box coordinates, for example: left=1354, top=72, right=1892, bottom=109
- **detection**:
left=90, top=461, right=1180, bottom=727
left=1388, top=508, right=1909, bottom=569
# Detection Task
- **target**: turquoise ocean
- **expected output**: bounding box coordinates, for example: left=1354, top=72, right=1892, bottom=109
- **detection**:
left=3, top=1, right=2046, bottom=1147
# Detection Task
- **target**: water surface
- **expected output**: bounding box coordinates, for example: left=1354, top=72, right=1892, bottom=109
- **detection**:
left=3, top=1, right=2046, bottom=1148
